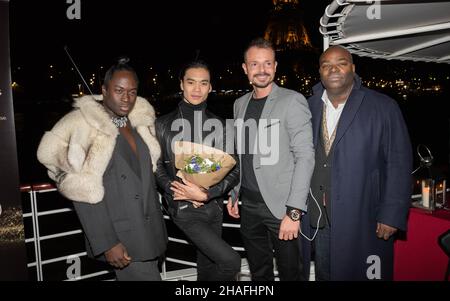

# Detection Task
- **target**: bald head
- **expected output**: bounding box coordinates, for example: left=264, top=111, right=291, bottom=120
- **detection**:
left=320, top=46, right=353, bottom=66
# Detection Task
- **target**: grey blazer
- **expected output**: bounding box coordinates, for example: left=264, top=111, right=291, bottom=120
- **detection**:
left=232, top=83, right=315, bottom=219
left=73, top=131, right=167, bottom=262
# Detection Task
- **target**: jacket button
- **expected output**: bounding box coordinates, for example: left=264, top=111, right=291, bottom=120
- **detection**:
left=121, top=174, right=127, bottom=180
left=323, top=164, right=327, bottom=168
left=135, top=194, right=140, bottom=200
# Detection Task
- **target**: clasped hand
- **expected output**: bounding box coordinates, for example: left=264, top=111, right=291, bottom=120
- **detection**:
left=170, top=178, right=208, bottom=208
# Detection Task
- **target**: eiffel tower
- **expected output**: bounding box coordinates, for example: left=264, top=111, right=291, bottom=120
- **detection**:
left=264, top=0, right=313, bottom=52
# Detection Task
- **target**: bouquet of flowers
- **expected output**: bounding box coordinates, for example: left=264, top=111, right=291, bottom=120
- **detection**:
left=183, top=155, right=222, bottom=174
left=174, top=141, right=236, bottom=189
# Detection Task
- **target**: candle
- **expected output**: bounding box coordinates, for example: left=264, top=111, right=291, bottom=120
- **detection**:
left=422, top=186, right=430, bottom=208
left=422, top=180, right=430, bottom=208
left=443, top=180, right=447, bottom=208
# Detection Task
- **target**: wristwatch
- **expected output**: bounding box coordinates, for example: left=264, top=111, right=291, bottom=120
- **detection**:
left=288, top=209, right=301, bottom=222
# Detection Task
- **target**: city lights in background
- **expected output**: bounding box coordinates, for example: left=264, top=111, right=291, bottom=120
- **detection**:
left=10, top=61, right=449, bottom=102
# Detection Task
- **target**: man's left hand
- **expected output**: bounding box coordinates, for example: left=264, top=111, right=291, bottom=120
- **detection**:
left=376, top=223, right=398, bottom=240
left=279, top=216, right=300, bottom=241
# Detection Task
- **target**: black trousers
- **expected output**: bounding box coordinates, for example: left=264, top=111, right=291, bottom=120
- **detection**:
left=172, top=200, right=241, bottom=281
left=240, top=189, right=304, bottom=281
left=115, top=260, right=161, bottom=281
left=312, top=221, right=331, bottom=281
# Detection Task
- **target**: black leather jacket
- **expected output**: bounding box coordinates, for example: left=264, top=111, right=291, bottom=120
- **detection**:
left=155, top=105, right=240, bottom=215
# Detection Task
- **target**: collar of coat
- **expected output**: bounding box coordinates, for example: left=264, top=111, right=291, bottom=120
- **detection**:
left=261, top=82, right=281, bottom=101
left=73, top=95, right=157, bottom=136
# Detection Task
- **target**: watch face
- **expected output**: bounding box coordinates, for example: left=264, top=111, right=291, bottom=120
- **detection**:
left=289, top=210, right=300, bottom=221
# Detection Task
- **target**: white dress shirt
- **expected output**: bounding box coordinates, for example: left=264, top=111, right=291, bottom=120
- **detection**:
left=321, top=90, right=346, bottom=136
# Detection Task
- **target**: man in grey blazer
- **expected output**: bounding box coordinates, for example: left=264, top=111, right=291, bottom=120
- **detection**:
left=227, top=38, right=314, bottom=281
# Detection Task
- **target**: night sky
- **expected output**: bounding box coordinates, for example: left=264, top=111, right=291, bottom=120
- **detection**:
left=9, top=0, right=328, bottom=68
left=8, top=0, right=332, bottom=182
left=7, top=0, right=450, bottom=180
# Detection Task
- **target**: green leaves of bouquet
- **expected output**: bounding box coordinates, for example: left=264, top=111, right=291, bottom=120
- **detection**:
left=183, top=155, right=222, bottom=174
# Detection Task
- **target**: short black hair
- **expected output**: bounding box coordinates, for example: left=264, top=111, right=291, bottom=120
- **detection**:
left=103, top=57, right=139, bottom=87
left=179, top=60, right=211, bottom=81
left=319, top=46, right=354, bottom=65
left=243, top=38, right=275, bottom=62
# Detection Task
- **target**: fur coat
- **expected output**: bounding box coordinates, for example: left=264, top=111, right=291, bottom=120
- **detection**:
left=37, top=95, right=161, bottom=204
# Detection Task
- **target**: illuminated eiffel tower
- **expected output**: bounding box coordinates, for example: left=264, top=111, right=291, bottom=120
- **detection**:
left=264, top=0, right=313, bottom=52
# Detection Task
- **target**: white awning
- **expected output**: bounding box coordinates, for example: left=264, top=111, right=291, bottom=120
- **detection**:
left=320, top=0, right=450, bottom=64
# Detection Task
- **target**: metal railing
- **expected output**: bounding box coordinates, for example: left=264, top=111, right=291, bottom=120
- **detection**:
left=22, top=181, right=443, bottom=281
left=21, top=183, right=246, bottom=281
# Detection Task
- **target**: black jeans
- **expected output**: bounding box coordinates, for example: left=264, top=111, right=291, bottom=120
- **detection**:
left=172, top=200, right=241, bottom=281
left=240, top=190, right=304, bottom=281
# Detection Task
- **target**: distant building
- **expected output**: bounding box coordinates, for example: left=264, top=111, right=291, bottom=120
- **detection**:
left=263, top=0, right=318, bottom=95
left=264, top=0, right=313, bottom=52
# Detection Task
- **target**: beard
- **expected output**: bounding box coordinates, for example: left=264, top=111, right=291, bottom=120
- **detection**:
left=251, top=73, right=273, bottom=88
left=252, top=81, right=272, bottom=89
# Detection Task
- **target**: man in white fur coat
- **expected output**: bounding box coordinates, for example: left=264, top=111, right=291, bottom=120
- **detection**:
left=37, top=58, right=167, bottom=281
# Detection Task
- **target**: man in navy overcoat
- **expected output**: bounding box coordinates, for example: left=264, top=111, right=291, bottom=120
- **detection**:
left=302, top=46, right=412, bottom=280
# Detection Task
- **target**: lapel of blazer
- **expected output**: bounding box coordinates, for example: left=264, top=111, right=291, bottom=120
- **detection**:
left=253, top=83, right=279, bottom=169
left=334, top=85, right=365, bottom=147
left=259, top=83, right=279, bottom=121
left=116, top=136, right=142, bottom=183
left=235, top=83, right=278, bottom=125
left=310, top=76, right=365, bottom=152
left=236, top=93, right=252, bottom=120
left=235, top=91, right=252, bottom=171
left=134, top=132, right=151, bottom=217
left=113, top=141, right=147, bottom=210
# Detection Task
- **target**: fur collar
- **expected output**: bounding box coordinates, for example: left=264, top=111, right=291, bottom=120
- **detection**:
left=73, top=95, right=157, bottom=136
